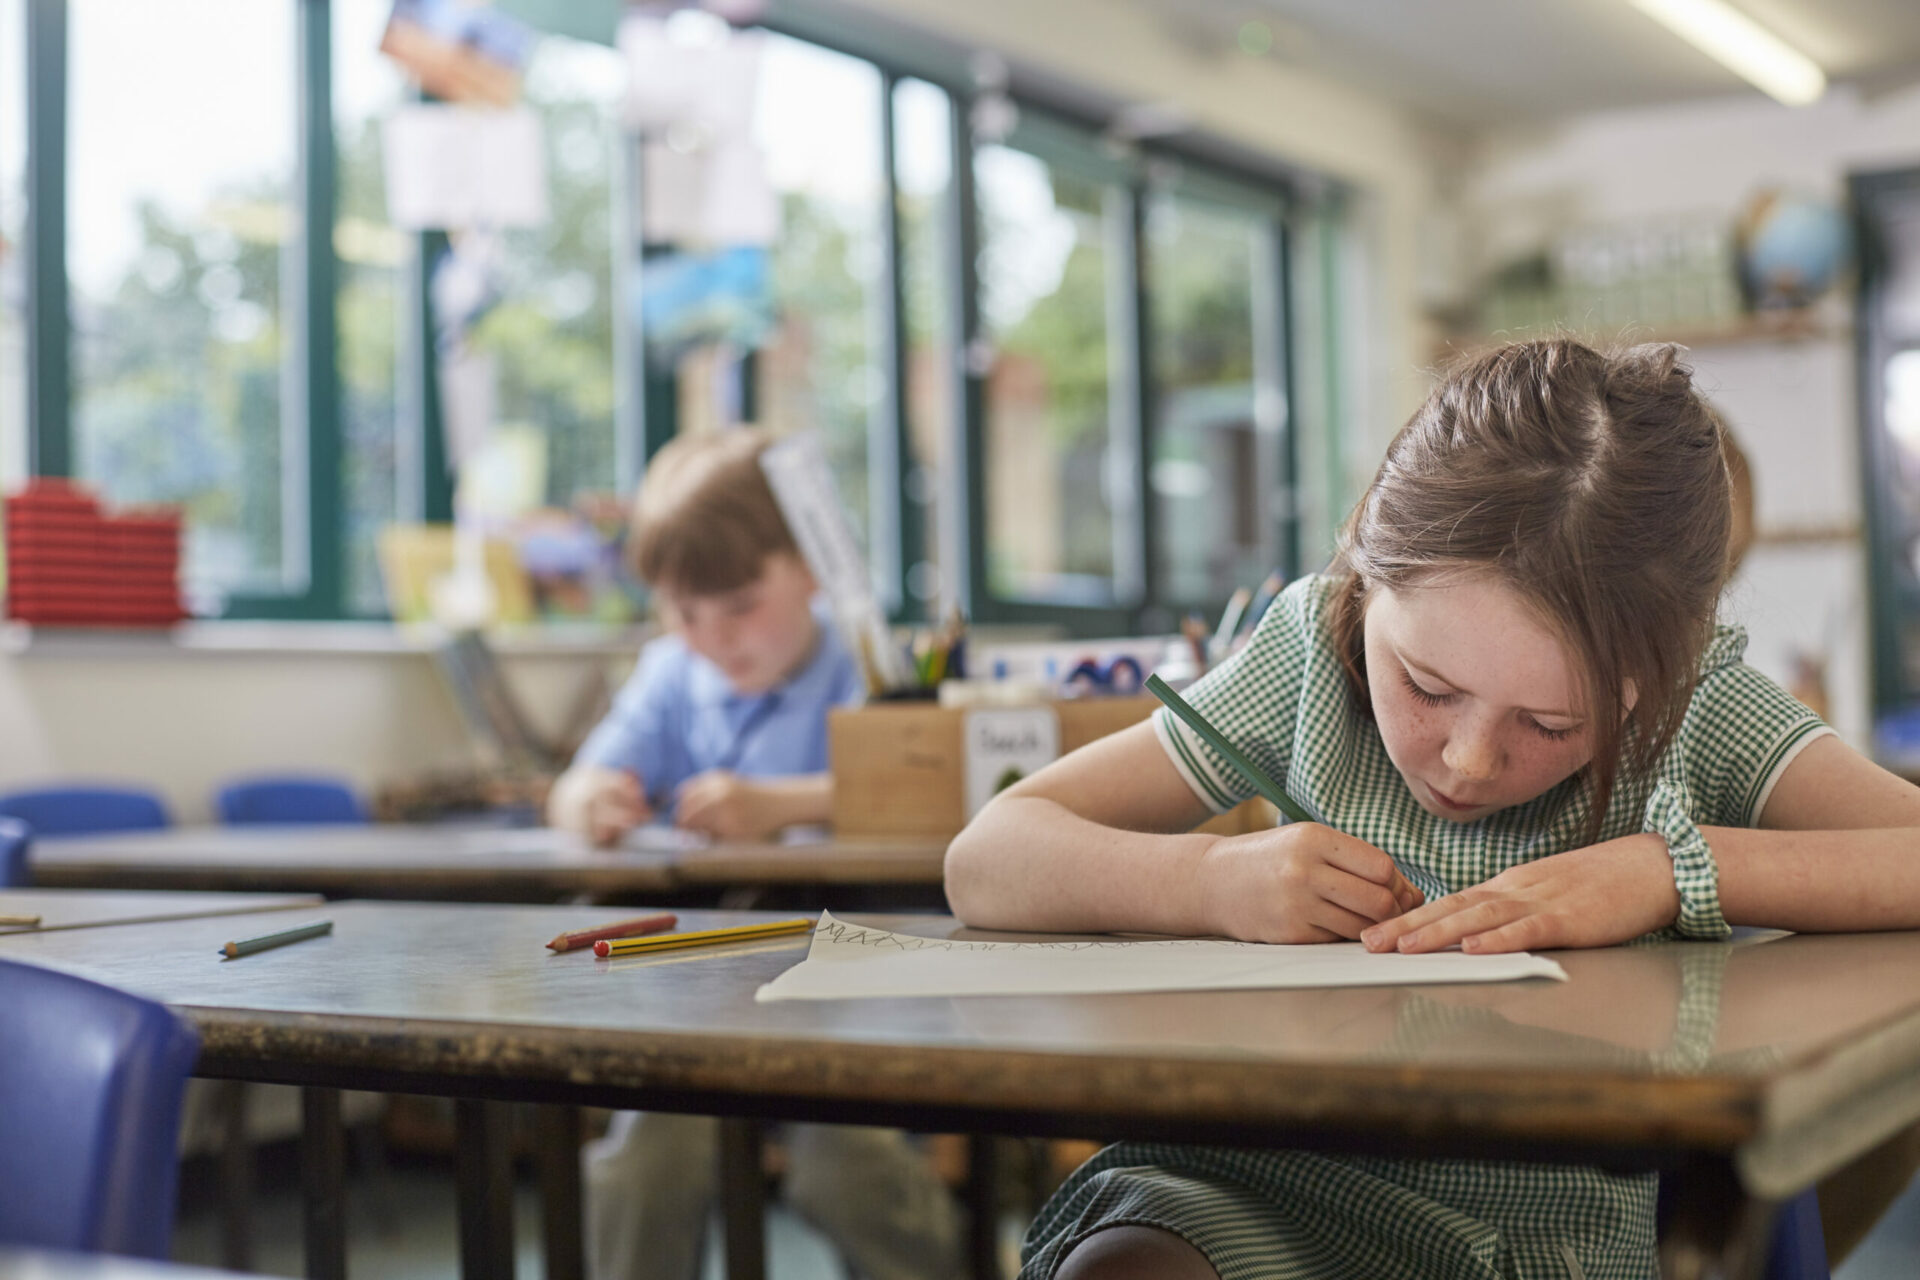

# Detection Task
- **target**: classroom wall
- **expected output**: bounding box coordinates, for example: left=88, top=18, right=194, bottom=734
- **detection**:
left=1456, top=83, right=1920, bottom=749
left=0, top=636, right=630, bottom=823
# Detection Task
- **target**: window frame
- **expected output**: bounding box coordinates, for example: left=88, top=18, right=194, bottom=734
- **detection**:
left=18, top=1, right=1305, bottom=634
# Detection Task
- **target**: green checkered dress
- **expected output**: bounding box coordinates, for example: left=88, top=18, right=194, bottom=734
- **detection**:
left=1021, top=575, right=1830, bottom=1280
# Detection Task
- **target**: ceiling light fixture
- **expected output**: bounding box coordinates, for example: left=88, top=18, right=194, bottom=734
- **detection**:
left=1625, top=0, right=1826, bottom=106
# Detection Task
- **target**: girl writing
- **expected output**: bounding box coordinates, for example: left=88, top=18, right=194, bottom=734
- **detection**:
left=946, top=338, right=1920, bottom=1280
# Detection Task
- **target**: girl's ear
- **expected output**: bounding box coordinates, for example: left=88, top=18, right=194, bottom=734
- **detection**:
left=1620, top=678, right=1640, bottom=719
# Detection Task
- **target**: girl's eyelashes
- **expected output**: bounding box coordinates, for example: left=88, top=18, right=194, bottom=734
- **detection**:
left=1400, top=664, right=1581, bottom=741
left=1398, top=668, right=1453, bottom=706
left=1526, top=717, right=1579, bottom=742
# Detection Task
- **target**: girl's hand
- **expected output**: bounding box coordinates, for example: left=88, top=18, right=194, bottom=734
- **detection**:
left=1200, top=823, right=1425, bottom=943
left=1361, top=834, right=1681, bottom=955
left=674, top=770, right=777, bottom=840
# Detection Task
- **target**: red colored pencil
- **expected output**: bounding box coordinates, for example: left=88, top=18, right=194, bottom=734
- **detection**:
left=545, top=912, right=677, bottom=953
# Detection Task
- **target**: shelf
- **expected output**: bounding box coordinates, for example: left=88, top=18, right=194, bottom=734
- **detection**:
left=1432, top=312, right=1851, bottom=363
left=1751, top=523, right=1861, bottom=548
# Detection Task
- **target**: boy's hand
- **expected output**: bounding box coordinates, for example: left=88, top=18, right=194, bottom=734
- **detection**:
left=674, top=770, right=781, bottom=841
left=549, top=766, right=652, bottom=847
left=1360, top=834, right=1680, bottom=955
left=1200, top=823, right=1424, bottom=943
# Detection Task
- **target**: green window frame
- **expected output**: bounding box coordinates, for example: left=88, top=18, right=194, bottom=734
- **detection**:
left=17, top=0, right=1306, bottom=633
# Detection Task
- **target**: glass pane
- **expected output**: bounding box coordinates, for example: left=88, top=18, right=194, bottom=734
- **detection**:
left=1147, top=192, right=1270, bottom=607
left=751, top=34, right=884, bottom=553
left=976, top=142, right=1115, bottom=604
left=68, top=0, right=299, bottom=601
left=464, top=36, right=623, bottom=508
left=893, top=77, right=951, bottom=613
left=334, top=0, right=410, bottom=615
left=0, top=0, right=25, bottom=494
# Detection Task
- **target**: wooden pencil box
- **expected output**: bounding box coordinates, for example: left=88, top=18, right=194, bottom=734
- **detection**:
left=829, top=695, right=1271, bottom=839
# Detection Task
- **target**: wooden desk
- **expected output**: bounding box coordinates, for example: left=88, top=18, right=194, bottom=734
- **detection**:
left=27, top=825, right=946, bottom=899
left=0, top=888, right=323, bottom=934
left=9, top=905, right=1907, bottom=1280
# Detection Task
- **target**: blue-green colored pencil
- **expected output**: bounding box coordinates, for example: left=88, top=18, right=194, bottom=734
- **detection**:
left=219, top=919, right=333, bottom=960
left=1146, top=674, right=1313, bottom=824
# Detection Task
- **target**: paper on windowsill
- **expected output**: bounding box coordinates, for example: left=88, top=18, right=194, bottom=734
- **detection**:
left=754, top=911, right=1568, bottom=1003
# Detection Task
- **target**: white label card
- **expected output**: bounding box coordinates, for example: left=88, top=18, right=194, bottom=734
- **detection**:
left=964, top=706, right=1061, bottom=818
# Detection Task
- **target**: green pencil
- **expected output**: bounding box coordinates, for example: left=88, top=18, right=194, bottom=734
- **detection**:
left=1145, top=673, right=1313, bottom=825
left=219, top=919, right=333, bottom=960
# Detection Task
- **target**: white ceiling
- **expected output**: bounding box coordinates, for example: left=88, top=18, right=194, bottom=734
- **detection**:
left=1130, top=0, right=1920, bottom=124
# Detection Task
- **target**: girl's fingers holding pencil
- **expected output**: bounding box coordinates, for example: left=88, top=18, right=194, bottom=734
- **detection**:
left=1201, top=824, right=1418, bottom=943
left=1304, top=831, right=1425, bottom=912
left=1303, top=897, right=1392, bottom=941
left=1312, top=866, right=1411, bottom=926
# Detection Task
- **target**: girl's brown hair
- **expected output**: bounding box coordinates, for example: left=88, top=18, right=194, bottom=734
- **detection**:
left=1328, top=339, right=1731, bottom=841
left=628, top=427, right=799, bottom=594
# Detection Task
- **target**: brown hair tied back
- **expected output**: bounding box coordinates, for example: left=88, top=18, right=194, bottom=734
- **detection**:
left=1328, top=338, right=1731, bottom=841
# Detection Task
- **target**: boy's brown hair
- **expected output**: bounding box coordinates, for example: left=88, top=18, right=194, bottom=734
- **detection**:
left=1327, top=339, right=1731, bottom=843
left=628, top=427, right=799, bottom=595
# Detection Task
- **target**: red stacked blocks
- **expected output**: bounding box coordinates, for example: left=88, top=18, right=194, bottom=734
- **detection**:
left=5, top=478, right=188, bottom=627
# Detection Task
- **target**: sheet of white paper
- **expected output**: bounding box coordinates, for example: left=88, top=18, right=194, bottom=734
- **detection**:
left=436, top=347, right=497, bottom=468
left=384, top=105, right=549, bottom=231
left=619, top=824, right=712, bottom=853
left=619, top=15, right=761, bottom=140
left=755, top=911, right=1567, bottom=1002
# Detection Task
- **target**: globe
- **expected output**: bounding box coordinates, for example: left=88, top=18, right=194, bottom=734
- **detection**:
left=1735, top=189, right=1852, bottom=310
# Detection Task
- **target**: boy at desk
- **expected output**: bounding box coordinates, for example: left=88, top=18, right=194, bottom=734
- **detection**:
left=548, top=427, right=960, bottom=1280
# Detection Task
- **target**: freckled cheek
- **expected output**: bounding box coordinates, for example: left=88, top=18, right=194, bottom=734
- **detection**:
left=1374, top=690, right=1448, bottom=769
left=1504, top=738, right=1589, bottom=793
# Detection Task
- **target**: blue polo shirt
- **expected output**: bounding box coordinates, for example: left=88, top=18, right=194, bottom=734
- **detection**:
left=572, top=604, right=864, bottom=812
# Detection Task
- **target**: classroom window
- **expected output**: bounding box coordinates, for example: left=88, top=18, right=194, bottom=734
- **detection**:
left=975, top=140, right=1120, bottom=606
left=68, top=0, right=302, bottom=603
left=462, top=36, right=624, bottom=513
left=750, top=34, right=886, bottom=554
left=0, top=0, right=24, bottom=497
left=333, top=0, right=410, bottom=616
left=14, top=7, right=1301, bottom=631
left=1146, top=189, right=1278, bottom=608
left=891, top=76, right=954, bottom=614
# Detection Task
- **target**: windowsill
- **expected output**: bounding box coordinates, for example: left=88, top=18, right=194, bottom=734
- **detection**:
left=0, top=618, right=656, bottom=659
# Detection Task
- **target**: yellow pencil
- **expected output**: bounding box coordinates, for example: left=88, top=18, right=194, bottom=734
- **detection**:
left=593, top=917, right=815, bottom=957
left=0, top=913, right=42, bottom=927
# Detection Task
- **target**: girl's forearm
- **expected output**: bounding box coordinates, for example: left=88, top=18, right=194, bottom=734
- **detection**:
left=1706, top=826, right=1920, bottom=931
left=945, top=794, right=1219, bottom=935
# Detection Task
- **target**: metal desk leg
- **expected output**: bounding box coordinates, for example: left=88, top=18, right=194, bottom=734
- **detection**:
left=718, top=1118, right=768, bottom=1280
left=300, top=1086, right=347, bottom=1280
left=966, top=1136, right=1002, bottom=1280
left=455, top=1099, right=517, bottom=1280
left=217, top=1079, right=254, bottom=1271
left=535, top=1105, right=585, bottom=1280
left=1658, top=1158, right=1776, bottom=1280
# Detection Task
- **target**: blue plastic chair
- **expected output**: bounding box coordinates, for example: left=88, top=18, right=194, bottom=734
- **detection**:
left=0, top=818, right=29, bottom=887
left=214, top=775, right=367, bottom=826
left=1766, top=1189, right=1829, bottom=1280
left=0, top=786, right=170, bottom=836
left=0, top=958, right=200, bottom=1256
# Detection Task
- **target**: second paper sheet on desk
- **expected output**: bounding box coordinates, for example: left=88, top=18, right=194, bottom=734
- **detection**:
left=754, top=911, right=1566, bottom=1002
